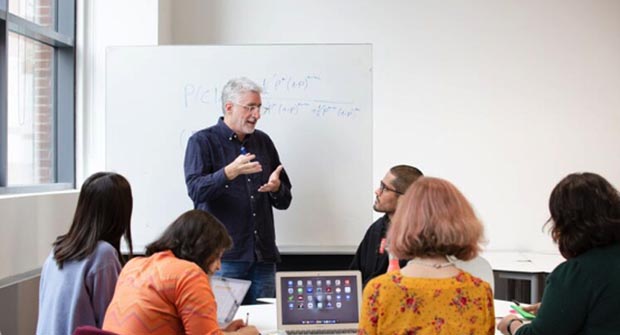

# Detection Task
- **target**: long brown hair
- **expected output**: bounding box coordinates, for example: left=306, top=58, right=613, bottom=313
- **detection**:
left=53, top=172, right=133, bottom=268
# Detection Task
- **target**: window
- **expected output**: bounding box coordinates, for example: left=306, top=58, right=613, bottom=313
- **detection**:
left=0, top=0, right=75, bottom=193
left=8, top=33, right=55, bottom=185
left=9, top=0, right=55, bottom=28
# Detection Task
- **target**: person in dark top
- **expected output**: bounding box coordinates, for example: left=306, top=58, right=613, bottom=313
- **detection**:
left=497, top=172, right=620, bottom=335
left=350, top=165, right=423, bottom=286
left=184, top=77, right=292, bottom=304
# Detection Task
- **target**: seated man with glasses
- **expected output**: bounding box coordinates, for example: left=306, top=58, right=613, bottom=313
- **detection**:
left=350, top=165, right=423, bottom=287
left=184, top=77, right=292, bottom=304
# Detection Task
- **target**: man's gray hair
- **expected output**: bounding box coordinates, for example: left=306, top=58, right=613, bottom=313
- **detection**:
left=221, top=77, right=262, bottom=114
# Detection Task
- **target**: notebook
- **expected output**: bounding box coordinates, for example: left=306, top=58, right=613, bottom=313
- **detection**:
left=275, top=270, right=362, bottom=334
left=211, top=276, right=252, bottom=325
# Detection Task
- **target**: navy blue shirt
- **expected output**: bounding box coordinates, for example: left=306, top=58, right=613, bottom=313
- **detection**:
left=184, top=117, right=292, bottom=262
left=349, top=215, right=408, bottom=287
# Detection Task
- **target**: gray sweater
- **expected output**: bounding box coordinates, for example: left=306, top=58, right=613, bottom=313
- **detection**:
left=36, top=241, right=121, bottom=335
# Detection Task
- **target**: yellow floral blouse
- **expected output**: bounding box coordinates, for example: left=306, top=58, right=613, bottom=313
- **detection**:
left=358, top=270, right=495, bottom=335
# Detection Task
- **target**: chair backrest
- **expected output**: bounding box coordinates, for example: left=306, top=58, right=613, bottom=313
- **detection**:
left=451, top=255, right=495, bottom=292
left=72, top=326, right=119, bottom=335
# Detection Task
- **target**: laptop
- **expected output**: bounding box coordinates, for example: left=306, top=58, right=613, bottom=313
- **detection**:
left=211, top=276, right=252, bottom=326
left=275, top=270, right=362, bottom=334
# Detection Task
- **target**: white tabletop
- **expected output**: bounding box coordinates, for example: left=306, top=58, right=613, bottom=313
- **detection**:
left=235, top=299, right=517, bottom=335
left=278, top=245, right=357, bottom=255
left=481, top=250, right=565, bottom=273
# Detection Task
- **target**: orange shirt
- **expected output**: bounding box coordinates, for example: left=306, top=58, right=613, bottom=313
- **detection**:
left=103, top=250, right=221, bottom=335
left=358, top=270, right=495, bottom=335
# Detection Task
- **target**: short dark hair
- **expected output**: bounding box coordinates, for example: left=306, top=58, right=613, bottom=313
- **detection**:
left=548, top=172, right=620, bottom=259
left=146, top=210, right=232, bottom=272
left=390, top=165, right=424, bottom=194
left=53, top=172, right=133, bottom=269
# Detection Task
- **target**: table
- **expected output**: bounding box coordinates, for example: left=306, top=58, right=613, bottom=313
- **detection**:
left=235, top=299, right=517, bottom=335
left=481, top=251, right=565, bottom=303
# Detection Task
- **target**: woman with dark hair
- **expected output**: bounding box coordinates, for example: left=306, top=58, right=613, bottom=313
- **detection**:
left=36, top=172, right=134, bottom=335
left=498, top=172, right=620, bottom=335
left=358, top=177, right=495, bottom=335
left=103, top=209, right=259, bottom=335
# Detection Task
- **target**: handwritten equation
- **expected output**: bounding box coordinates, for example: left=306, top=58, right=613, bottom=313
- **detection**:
left=182, top=74, right=359, bottom=119
left=183, top=74, right=322, bottom=108
left=263, top=100, right=359, bottom=119
left=183, top=85, right=219, bottom=107
left=261, top=74, right=321, bottom=93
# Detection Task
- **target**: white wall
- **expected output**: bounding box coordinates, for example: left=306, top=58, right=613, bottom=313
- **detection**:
left=77, top=0, right=159, bottom=180
left=0, top=191, right=78, bottom=280
left=165, top=0, right=620, bottom=253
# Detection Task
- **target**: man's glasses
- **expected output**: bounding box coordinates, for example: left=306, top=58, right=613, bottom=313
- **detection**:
left=379, top=181, right=403, bottom=195
left=233, top=102, right=267, bottom=113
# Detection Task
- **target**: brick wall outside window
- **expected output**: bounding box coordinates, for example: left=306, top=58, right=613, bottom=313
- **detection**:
left=33, top=0, right=54, bottom=183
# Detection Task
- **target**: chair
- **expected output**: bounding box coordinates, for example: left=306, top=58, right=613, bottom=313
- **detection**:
left=451, top=255, right=495, bottom=292
left=72, top=325, right=120, bottom=335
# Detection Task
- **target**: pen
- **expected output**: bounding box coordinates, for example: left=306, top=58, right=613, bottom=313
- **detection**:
left=245, top=312, right=249, bottom=326
left=512, top=299, right=521, bottom=306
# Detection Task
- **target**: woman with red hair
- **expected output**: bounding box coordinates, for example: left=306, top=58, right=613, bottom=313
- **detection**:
left=358, top=176, right=494, bottom=335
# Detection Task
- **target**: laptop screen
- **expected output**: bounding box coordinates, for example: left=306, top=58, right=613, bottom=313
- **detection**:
left=276, top=271, right=361, bottom=327
left=211, top=276, right=251, bottom=325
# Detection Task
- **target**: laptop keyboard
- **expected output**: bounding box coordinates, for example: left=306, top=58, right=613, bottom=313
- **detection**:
left=287, top=329, right=358, bottom=334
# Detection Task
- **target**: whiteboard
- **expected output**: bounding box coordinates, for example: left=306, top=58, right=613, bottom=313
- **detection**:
left=106, top=45, right=372, bottom=253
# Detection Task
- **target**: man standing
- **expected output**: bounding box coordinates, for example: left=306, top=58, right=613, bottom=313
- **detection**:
left=184, top=77, right=292, bottom=304
left=350, top=165, right=423, bottom=286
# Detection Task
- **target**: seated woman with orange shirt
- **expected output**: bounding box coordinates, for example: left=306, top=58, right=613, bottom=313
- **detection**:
left=358, top=177, right=495, bottom=335
left=103, top=209, right=258, bottom=335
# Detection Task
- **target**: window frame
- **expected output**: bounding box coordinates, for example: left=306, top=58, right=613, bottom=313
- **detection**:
left=0, top=0, right=75, bottom=194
